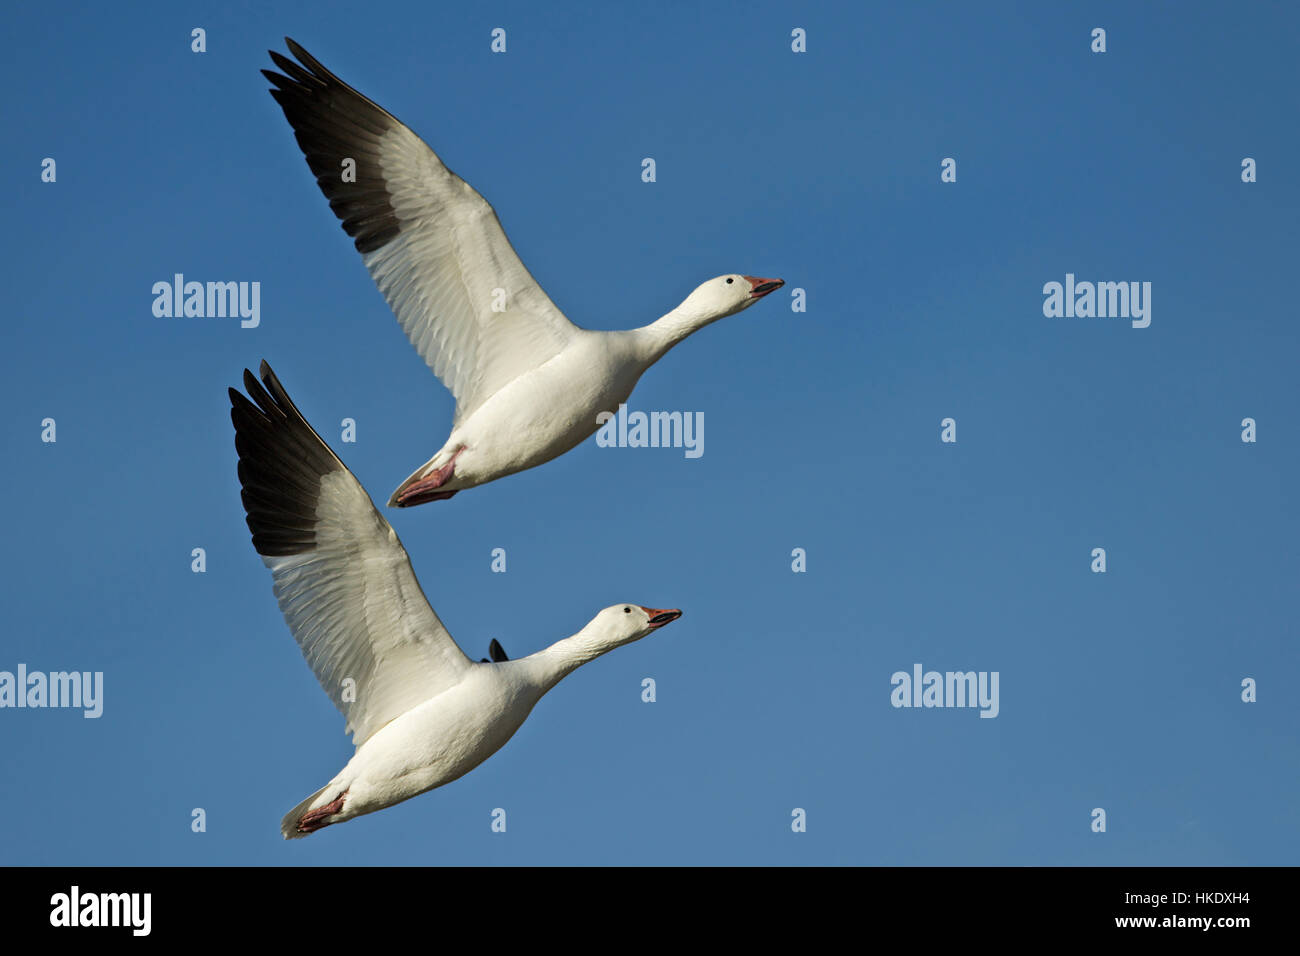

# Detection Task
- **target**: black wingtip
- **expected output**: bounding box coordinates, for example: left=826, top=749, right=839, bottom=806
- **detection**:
left=230, top=362, right=347, bottom=558
left=263, top=37, right=405, bottom=256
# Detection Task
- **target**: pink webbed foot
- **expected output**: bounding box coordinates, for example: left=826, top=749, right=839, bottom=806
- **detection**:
left=392, top=447, right=465, bottom=507
left=297, top=790, right=348, bottom=834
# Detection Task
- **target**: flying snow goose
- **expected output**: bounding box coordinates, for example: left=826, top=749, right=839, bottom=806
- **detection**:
left=230, top=361, right=682, bottom=837
left=263, top=39, right=783, bottom=507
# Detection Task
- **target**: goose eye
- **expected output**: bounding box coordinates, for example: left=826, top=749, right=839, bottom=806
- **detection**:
left=726, top=278, right=734, bottom=284
left=624, top=607, right=631, bottom=613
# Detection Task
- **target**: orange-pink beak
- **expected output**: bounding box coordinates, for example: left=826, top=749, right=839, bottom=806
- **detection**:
left=640, top=607, right=683, bottom=628
left=744, top=276, right=784, bottom=298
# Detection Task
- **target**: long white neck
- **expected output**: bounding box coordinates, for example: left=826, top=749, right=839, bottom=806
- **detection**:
left=520, top=627, right=627, bottom=694
left=632, top=301, right=734, bottom=366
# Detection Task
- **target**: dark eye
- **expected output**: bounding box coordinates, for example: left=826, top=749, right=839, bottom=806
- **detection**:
left=624, top=607, right=631, bottom=613
left=726, top=278, right=734, bottom=284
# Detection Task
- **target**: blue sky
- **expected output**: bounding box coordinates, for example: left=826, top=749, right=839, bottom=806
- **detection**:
left=2, top=0, right=1296, bottom=865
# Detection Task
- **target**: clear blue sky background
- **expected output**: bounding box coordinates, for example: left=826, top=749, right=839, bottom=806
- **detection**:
left=2, top=1, right=1296, bottom=865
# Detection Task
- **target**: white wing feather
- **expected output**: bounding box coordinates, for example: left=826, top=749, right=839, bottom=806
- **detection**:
left=232, top=364, right=473, bottom=747
left=265, top=40, right=579, bottom=426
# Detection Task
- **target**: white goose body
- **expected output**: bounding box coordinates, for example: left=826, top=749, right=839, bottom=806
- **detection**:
left=422, top=331, right=643, bottom=495
left=309, top=660, right=542, bottom=827
left=229, top=363, right=682, bottom=838
left=264, top=39, right=783, bottom=507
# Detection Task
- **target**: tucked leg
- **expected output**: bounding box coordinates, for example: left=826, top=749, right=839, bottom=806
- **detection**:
left=296, top=790, right=348, bottom=834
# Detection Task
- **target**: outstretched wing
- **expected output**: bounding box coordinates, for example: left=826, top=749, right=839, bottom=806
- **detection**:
left=263, top=38, right=580, bottom=426
left=230, top=361, right=473, bottom=746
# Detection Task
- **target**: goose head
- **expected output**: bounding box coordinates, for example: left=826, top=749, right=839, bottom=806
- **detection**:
left=533, top=605, right=682, bottom=688
left=636, top=274, right=784, bottom=362
left=588, top=604, right=683, bottom=650
left=678, top=274, right=785, bottom=322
